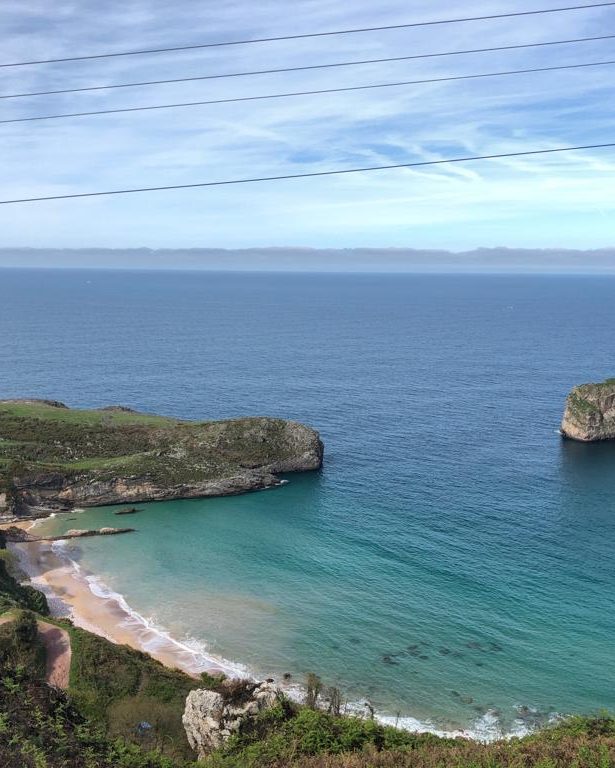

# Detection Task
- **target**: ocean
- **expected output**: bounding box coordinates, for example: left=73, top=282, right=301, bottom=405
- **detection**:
left=1, top=268, right=615, bottom=738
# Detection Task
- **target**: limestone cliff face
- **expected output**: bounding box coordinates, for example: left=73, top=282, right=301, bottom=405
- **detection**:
left=561, top=380, right=615, bottom=441
left=183, top=680, right=281, bottom=758
left=13, top=469, right=284, bottom=511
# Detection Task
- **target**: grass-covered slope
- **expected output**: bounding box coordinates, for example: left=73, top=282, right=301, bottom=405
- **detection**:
left=199, top=707, right=615, bottom=768
left=0, top=613, right=191, bottom=768
left=0, top=399, right=323, bottom=515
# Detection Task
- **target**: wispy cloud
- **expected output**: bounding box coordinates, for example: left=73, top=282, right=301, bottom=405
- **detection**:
left=0, top=0, right=614, bottom=250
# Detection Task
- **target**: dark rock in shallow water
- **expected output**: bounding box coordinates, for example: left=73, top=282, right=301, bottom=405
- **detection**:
left=450, top=692, right=474, bottom=705
left=466, top=641, right=483, bottom=651
left=114, top=507, right=141, bottom=515
left=64, top=527, right=135, bottom=538
left=438, top=647, right=451, bottom=656
left=382, top=655, right=400, bottom=666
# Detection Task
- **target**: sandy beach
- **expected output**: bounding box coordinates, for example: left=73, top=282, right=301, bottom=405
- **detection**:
left=3, top=522, right=230, bottom=679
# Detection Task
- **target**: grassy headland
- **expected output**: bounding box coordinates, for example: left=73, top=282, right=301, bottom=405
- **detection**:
left=0, top=399, right=323, bottom=516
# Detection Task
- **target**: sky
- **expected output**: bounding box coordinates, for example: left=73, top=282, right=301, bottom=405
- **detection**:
left=0, top=0, right=614, bottom=252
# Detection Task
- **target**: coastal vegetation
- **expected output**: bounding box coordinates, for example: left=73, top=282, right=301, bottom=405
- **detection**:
left=0, top=549, right=49, bottom=615
left=1, top=541, right=615, bottom=767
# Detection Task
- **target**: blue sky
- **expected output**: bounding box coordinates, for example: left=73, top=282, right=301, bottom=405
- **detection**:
left=0, top=0, right=614, bottom=250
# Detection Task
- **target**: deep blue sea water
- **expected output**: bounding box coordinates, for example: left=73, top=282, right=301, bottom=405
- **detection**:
left=1, top=268, right=615, bottom=737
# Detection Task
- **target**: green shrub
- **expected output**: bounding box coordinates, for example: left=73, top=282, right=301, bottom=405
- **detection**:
left=0, top=610, right=46, bottom=679
left=0, top=558, right=49, bottom=616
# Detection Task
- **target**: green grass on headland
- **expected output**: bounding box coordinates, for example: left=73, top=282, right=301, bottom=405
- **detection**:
left=0, top=400, right=177, bottom=427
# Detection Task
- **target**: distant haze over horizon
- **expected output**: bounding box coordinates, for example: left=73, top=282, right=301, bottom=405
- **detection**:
left=1, top=247, right=615, bottom=273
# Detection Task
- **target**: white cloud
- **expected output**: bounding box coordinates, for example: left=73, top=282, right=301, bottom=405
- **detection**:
left=0, top=0, right=614, bottom=249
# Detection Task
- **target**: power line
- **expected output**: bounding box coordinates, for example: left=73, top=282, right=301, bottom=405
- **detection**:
left=3, top=59, right=613, bottom=125
left=1, top=2, right=614, bottom=69
left=3, top=34, right=615, bottom=100
left=1, top=143, right=613, bottom=205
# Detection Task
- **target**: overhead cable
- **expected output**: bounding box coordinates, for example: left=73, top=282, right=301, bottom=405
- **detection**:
left=1, top=2, right=614, bottom=69
left=2, top=59, right=614, bottom=125
left=3, top=34, right=615, bottom=100
left=1, top=143, right=613, bottom=205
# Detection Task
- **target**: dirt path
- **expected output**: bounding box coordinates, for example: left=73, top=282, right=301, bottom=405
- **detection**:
left=38, top=621, right=71, bottom=689
left=1, top=612, right=72, bottom=689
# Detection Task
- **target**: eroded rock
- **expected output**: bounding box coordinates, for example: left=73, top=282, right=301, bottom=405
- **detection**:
left=182, top=680, right=281, bottom=758
left=561, top=380, right=615, bottom=441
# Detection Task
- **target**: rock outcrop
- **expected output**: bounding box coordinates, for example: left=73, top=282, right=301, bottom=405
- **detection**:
left=1, top=526, right=135, bottom=543
left=561, top=379, right=615, bottom=441
left=0, top=401, right=324, bottom=517
left=182, top=680, right=281, bottom=758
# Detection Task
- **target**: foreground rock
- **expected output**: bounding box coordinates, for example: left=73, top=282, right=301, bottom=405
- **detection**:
left=0, top=400, right=323, bottom=517
left=183, top=680, right=281, bottom=758
left=561, top=379, right=615, bottom=441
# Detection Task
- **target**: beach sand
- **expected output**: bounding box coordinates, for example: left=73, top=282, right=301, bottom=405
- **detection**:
left=3, top=523, right=229, bottom=679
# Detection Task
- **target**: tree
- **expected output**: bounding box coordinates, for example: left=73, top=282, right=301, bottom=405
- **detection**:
left=305, top=673, right=322, bottom=709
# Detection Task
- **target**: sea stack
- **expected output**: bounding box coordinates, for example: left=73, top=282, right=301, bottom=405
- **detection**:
left=561, top=379, right=615, bottom=441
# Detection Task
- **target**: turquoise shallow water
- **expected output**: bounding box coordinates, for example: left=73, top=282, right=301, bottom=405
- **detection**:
left=2, top=269, right=615, bottom=737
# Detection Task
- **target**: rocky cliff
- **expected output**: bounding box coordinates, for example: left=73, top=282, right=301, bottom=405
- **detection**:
left=560, top=380, right=615, bottom=441
left=183, top=680, right=281, bottom=758
left=0, top=400, right=323, bottom=516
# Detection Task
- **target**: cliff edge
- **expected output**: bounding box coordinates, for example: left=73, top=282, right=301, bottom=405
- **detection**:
left=0, top=400, right=323, bottom=516
left=560, top=379, right=615, bottom=442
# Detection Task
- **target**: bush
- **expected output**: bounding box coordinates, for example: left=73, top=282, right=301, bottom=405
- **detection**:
left=0, top=558, right=49, bottom=615
left=0, top=610, right=46, bottom=679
